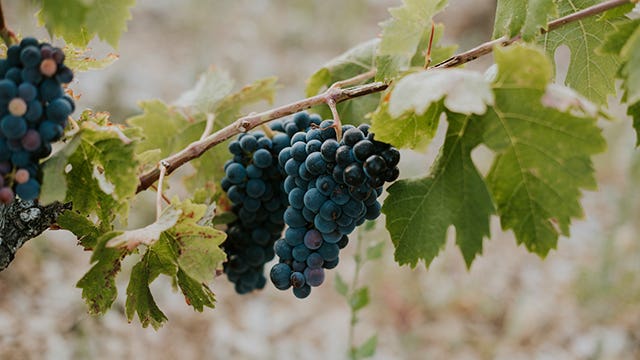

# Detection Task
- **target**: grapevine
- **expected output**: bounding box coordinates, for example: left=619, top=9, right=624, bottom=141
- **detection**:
left=0, top=4, right=635, bottom=356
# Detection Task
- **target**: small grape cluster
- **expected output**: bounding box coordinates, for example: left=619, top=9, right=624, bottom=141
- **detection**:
left=269, top=113, right=400, bottom=299
left=220, top=130, right=291, bottom=293
left=0, top=37, right=74, bottom=203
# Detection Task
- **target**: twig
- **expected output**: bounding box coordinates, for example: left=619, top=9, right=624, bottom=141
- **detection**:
left=149, top=184, right=171, bottom=204
left=135, top=0, right=632, bottom=194
left=156, top=161, right=169, bottom=221
left=424, top=21, right=435, bottom=69
left=0, top=0, right=16, bottom=46
left=199, top=113, right=215, bottom=140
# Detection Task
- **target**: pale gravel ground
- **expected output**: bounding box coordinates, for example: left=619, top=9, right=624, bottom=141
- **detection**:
left=0, top=1, right=639, bottom=359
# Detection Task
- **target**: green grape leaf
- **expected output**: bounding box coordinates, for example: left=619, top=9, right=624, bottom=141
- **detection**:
left=127, top=100, right=190, bottom=158
left=171, top=199, right=226, bottom=284
left=540, top=0, right=624, bottom=104
left=370, top=69, right=493, bottom=150
left=125, top=240, right=173, bottom=329
left=42, top=113, right=140, bottom=223
left=174, top=69, right=235, bottom=114
left=601, top=19, right=640, bottom=144
left=493, top=0, right=557, bottom=41
left=377, top=0, right=447, bottom=65
left=370, top=101, right=442, bottom=150
left=57, top=211, right=102, bottom=250
left=306, top=39, right=379, bottom=125
left=76, top=232, right=127, bottom=315
left=65, top=122, right=140, bottom=223
left=383, top=112, right=494, bottom=268
left=38, top=0, right=135, bottom=48
left=85, top=0, right=135, bottom=48
left=482, top=45, right=606, bottom=255
left=176, top=269, right=216, bottom=312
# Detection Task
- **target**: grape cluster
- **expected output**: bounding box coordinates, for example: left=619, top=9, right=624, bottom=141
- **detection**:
left=220, top=130, right=291, bottom=294
left=0, top=37, right=74, bottom=203
left=269, top=113, right=400, bottom=299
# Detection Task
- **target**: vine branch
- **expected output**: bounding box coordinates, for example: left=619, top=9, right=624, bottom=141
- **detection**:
left=130, top=0, right=631, bottom=193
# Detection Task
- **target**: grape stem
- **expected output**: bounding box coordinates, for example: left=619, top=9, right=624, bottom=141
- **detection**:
left=135, top=0, right=632, bottom=194
left=199, top=113, right=215, bottom=140
left=156, top=160, right=169, bottom=221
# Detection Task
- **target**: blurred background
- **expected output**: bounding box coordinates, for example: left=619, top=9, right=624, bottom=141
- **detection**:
left=0, top=0, right=639, bottom=359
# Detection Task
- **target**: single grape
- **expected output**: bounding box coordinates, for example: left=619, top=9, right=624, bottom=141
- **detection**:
left=304, top=268, right=325, bottom=287
left=291, top=141, right=307, bottom=162
left=284, top=227, right=306, bottom=246
left=246, top=178, right=266, bottom=198
left=24, top=101, right=43, bottom=123
left=56, top=66, right=74, bottom=83
left=252, top=148, right=272, bottom=168
left=290, top=272, right=306, bottom=288
left=364, top=155, right=387, bottom=176
left=293, top=284, right=311, bottom=299
left=305, top=152, right=326, bottom=175
left=292, top=244, right=311, bottom=262
left=40, top=58, right=57, bottom=77
left=343, top=163, right=365, bottom=187
left=0, top=187, right=14, bottom=203
left=314, top=214, right=337, bottom=233
left=381, top=148, right=400, bottom=167
left=8, top=98, right=27, bottom=117
left=0, top=79, right=17, bottom=102
left=270, top=263, right=292, bottom=290
left=39, top=79, right=63, bottom=101
left=303, top=229, right=323, bottom=250
left=353, top=140, right=374, bottom=162
left=288, top=187, right=305, bottom=210
left=306, top=252, right=324, bottom=269
left=306, top=139, right=322, bottom=154
left=21, top=129, right=41, bottom=152
left=1, top=115, right=27, bottom=140
left=46, top=98, right=72, bottom=123
left=303, top=188, right=326, bottom=213
left=246, top=164, right=263, bottom=179
left=18, top=83, right=37, bottom=102
left=20, top=45, right=42, bottom=67
left=5, top=68, right=22, bottom=84
left=343, top=128, right=365, bottom=146
left=319, top=200, right=341, bottom=221
left=335, top=145, right=354, bottom=167
left=274, top=239, right=293, bottom=260
left=225, top=163, right=247, bottom=184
